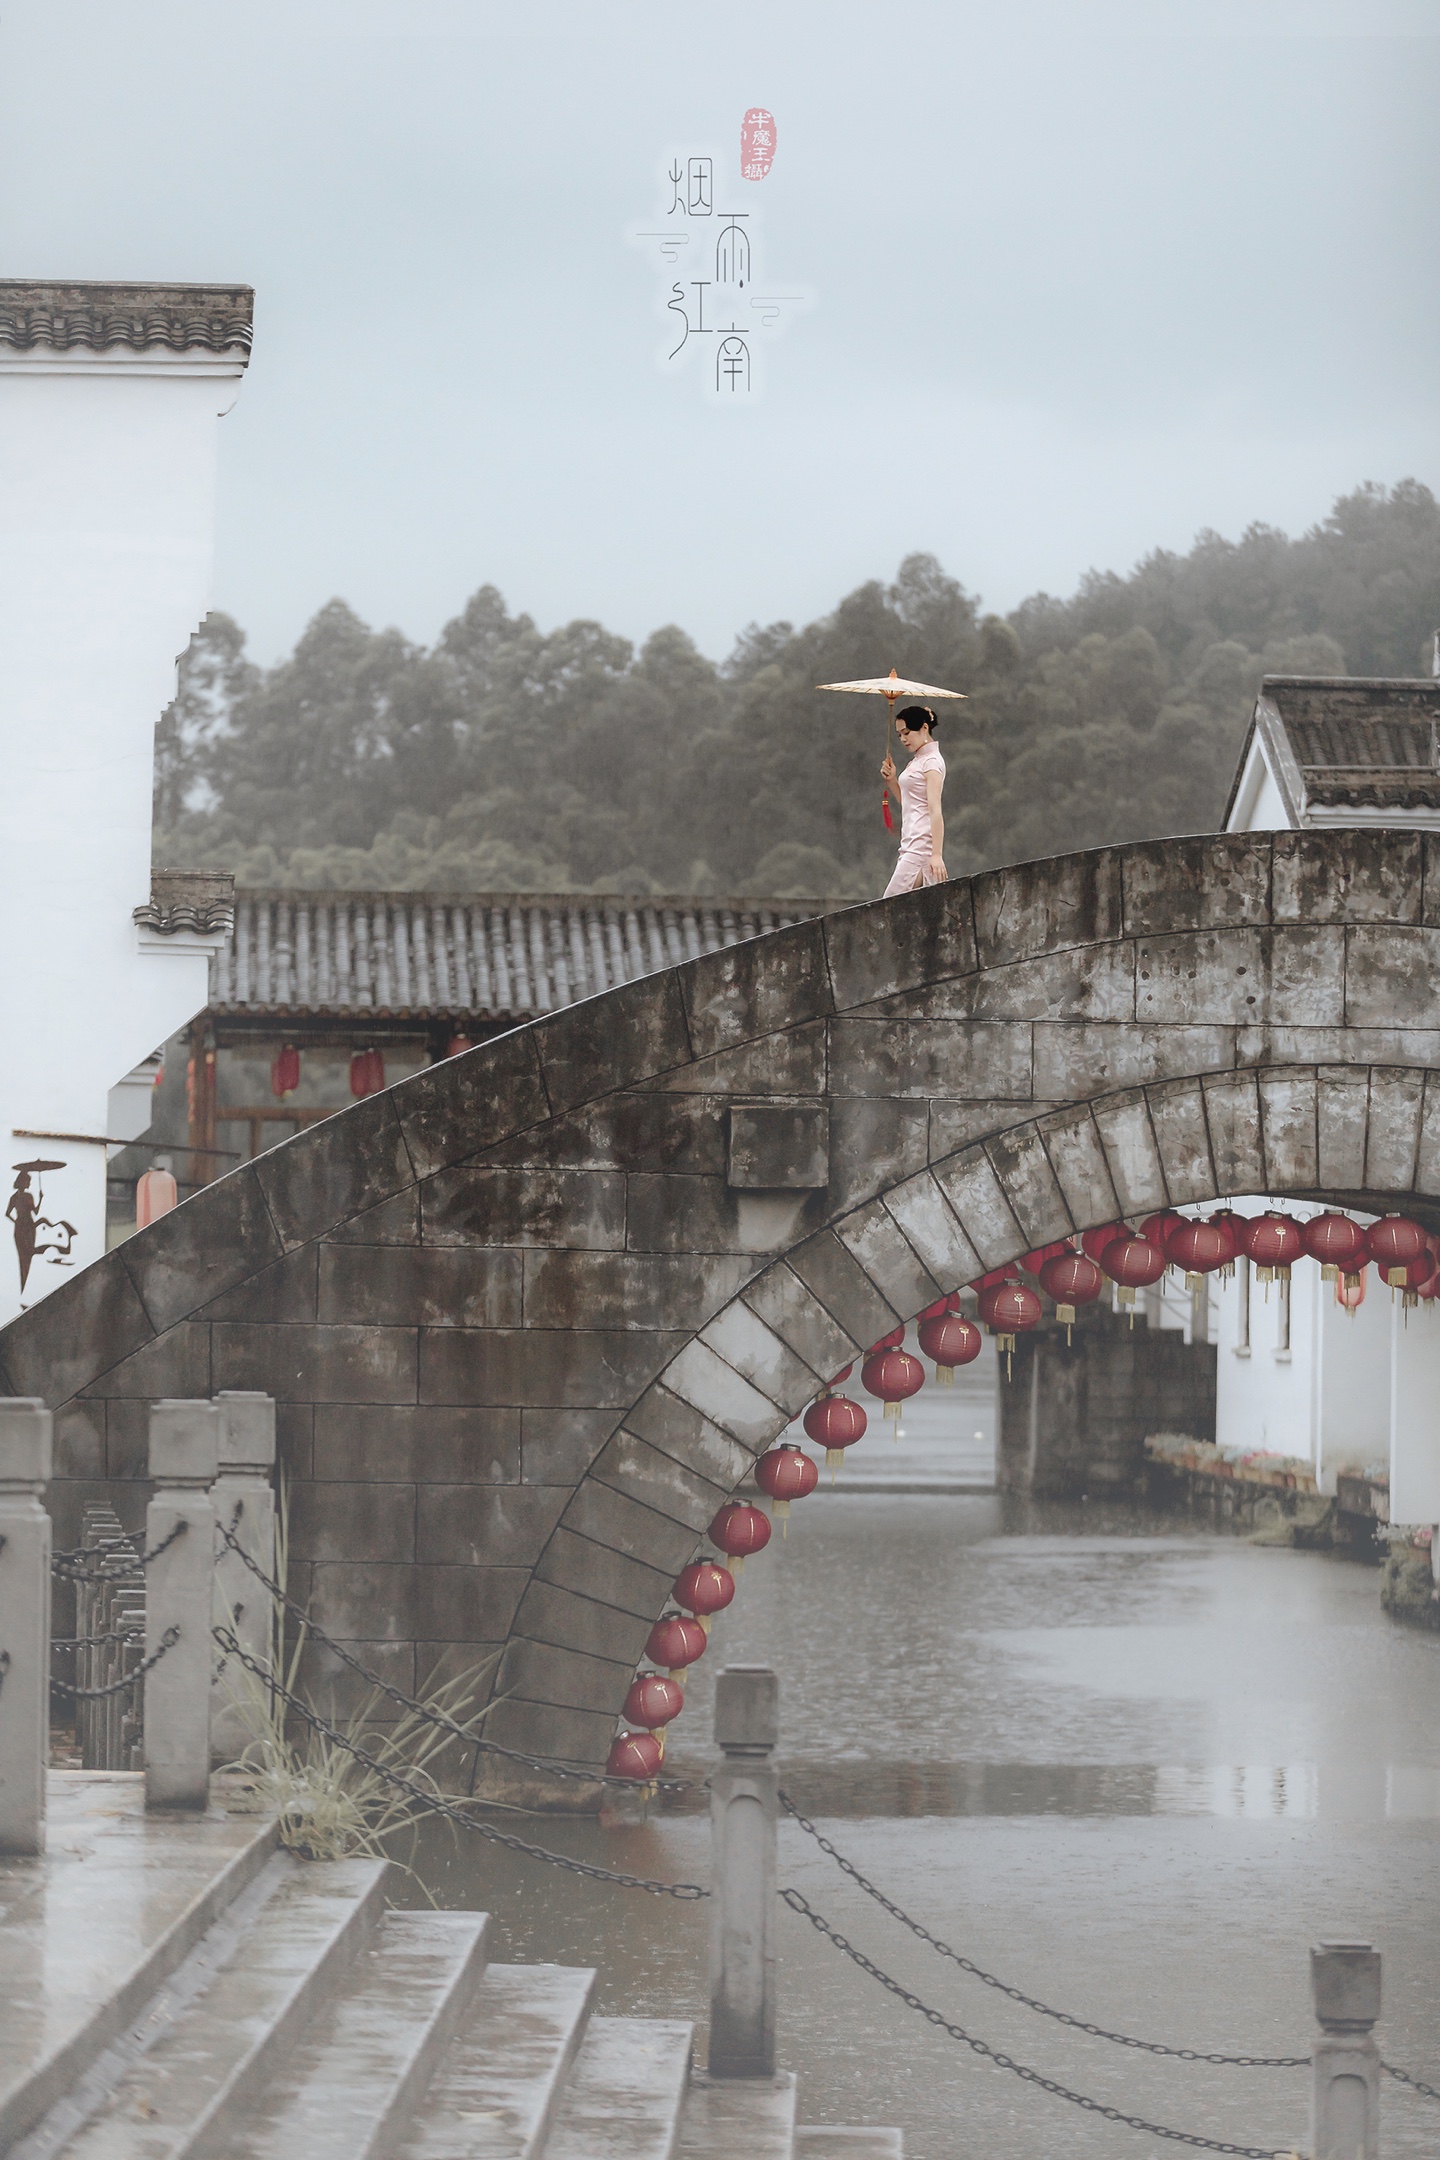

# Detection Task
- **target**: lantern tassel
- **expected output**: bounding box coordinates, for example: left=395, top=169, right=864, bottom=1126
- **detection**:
left=936, top=1365, right=953, bottom=1387
left=884, top=1399, right=901, bottom=1423
left=882, top=792, right=893, bottom=831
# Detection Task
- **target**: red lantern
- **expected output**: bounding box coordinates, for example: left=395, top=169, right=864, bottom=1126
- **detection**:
left=1080, top=1222, right=1127, bottom=1264
left=803, top=1390, right=868, bottom=1472
left=645, top=1612, right=707, bottom=1678
left=606, top=1730, right=663, bottom=1781
left=1166, top=1219, right=1230, bottom=1288
left=135, top=1166, right=178, bottom=1229
left=1303, top=1212, right=1368, bottom=1281
left=350, top=1047, right=386, bottom=1098
left=870, top=1324, right=905, bottom=1350
left=270, top=1043, right=301, bottom=1100
left=1020, top=1241, right=1069, bottom=1276
left=753, top=1443, right=819, bottom=1529
left=623, top=1672, right=685, bottom=1730
left=1207, top=1212, right=1243, bottom=1277
left=1037, top=1249, right=1104, bottom=1341
left=1335, top=1268, right=1367, bottom=1315
left=446, top=1031, right=473, bottom=1058
left=980, top=1280, right=1042, bottom=1378
left=672, top=1558, right=735, bottom=1632
left=1101, top=1233, right=1167, bottom=1312
left=827, top=1362, right=855, bottom=1385
left=1141, top=1211, right=1182, bottom=1254
left=709, top=1500, right=771, bottom=1573
left=861, top=1343, right=925, bottom=1424
left=1366, top=1215, right=1428, bottom=1287
left=1392, top=1251, right=1436, bottom=1307
left=1239, top=1211, right=1304, bottom=1283
left=917, top=1311, right=982, bottom=1384
left=971, top=1267, right=1020, bottom=1292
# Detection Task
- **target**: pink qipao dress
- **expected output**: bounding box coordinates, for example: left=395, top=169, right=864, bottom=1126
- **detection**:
left=882, top=740, right=947, bottom=897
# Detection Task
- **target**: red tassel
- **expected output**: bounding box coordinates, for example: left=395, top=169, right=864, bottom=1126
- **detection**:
left=882, top=793, right=894, bottom=831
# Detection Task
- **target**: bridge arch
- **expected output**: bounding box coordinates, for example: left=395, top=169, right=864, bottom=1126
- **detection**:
left=8, top=830, right=1439, bottom=1778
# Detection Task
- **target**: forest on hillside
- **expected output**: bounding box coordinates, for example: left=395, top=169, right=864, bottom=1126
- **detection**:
left=153, top=480, right=1440, bottom=900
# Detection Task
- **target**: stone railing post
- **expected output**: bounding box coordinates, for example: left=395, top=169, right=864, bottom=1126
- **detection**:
left=1310, top=1940, right=1381, bottom=2160
left=210, top=1390, right=276, bottom=1766
left=145, top=1400, right=219, bottom=1810
left=708, top=1664, right=778, bottom=2079
left=0, top=1400, right=53, bottom=1855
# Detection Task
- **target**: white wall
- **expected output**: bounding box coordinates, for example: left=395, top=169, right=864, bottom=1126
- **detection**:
left=1390, top=1302, right=1440, bottom=1525
left=1315, top=1274, right=1393, bottom=1487
left=0, top=337, right=246, bottom=1318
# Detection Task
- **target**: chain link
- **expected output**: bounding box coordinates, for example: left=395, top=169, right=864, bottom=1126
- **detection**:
left=213, top=1625, right=709, bottom=1899
left=52, top=1628, right=144, bottom=1650
left=779, top=1792, right=1307, bottom=2069
left=1384, top=2061, right=1440, bottom=2101
left=51, top=1519, right=188, bottom=1583
left=779, top=1888, right=1298, bottom=2158
left=49, top=1626, right=179, bottom=1699
left=217, top=1510, right=700, bottom=1795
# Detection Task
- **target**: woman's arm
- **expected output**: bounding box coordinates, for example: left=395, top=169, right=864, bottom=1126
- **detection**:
left=880, top=753, right=903, bottom=811
left=926, top=768, right=946, bottom=879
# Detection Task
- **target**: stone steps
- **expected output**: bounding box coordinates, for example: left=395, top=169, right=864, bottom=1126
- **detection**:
left=391, top=1964, right=595, bottom=2159
left=544, top=2017, right=694, bottom=2160
left=794, top=2133, right=905, bottom=2159
left=677, top=2071, right=798, bottom=2160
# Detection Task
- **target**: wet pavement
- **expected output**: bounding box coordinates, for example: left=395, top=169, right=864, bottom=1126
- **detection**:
left=398, top=1496, right=1440, bottom=2159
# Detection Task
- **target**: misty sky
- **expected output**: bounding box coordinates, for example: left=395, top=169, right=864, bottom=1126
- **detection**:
left=4, top=1, right=1439, bottom=665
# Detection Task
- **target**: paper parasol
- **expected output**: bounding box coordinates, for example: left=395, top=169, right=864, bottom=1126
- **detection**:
left=13, top=1158, right=66, bottom=1172
left=815, top=667, right=968, bottom=829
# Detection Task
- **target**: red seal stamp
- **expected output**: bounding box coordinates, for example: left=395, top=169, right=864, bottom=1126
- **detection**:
left=740, top=107, right=776, bottom=181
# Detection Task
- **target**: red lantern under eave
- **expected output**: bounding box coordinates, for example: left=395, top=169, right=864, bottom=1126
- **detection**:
left=350, top=1047, right=386, bottom=1098
left=1037, top=1249, right=1104, bottom=1342
left=270, top=1043, right=301, bottom=1100
left=1166, top=1219, right=1230, bottom=1289
left=1101, top=1233, right=1167, bottom=1314
left=1020, top=1241, right=1069, bottom=1276
left=623, top=1672, right=685, bottom=1731
left=1141, top=1211, right=1183, bottom=1254
left=1080, top=1222, right=1127, bottom=1264
left=980, top=1280, right=1042, bottom=1378
left=646, top=1611, right=707, bottom=1678
left=861, top=1343, right=925, bottom=1425
left=709, top=1500, right=771, bottom=1573
left=753, top=1444, right=819, bottom=1531
left=1303, top=1211, right=1369, bottom=1280
left=672, top=1558, right=735, bottom=1632
left=446, top=1031, right=473, bottom=1058
left=1239, top=1211, right=1304, bottom=1283
left=1366, top=1215, right=1428, bottom=1287
left=803, top=1390, right=868, bottom=1474
left=917, top=1311, right=983, bottom=1384
left=606, top=1729, right=663, bottom=1781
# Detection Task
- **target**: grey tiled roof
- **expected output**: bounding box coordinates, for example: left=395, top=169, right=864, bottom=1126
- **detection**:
left=208, top=891, right=838, bottom=1019
left=0, top=281, right=254, bottom=355
left=1225, top=676, right=1440, bottom=826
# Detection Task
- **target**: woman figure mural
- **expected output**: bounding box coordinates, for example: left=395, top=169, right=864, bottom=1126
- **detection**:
left=881, top=704, right=946, bottom=897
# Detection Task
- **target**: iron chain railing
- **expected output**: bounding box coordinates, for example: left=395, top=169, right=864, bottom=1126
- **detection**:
left=50, top=1519, right=187, bottom=1583
left=49, top=1626, right=179, bottom=1699
left=1384, top=2060, right=1440, bottom=2101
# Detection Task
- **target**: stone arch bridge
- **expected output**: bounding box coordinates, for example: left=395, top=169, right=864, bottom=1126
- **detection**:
left=9, top=830, right=1440, bottom=1775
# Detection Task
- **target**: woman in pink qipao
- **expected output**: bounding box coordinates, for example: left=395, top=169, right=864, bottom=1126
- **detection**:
left=881, top=704, right=947, bottom=897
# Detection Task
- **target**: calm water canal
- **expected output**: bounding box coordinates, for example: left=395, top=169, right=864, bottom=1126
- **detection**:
left=396, top=1497, right=1440, bottom=2159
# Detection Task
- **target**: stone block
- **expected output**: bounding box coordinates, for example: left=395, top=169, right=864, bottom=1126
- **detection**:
left=294, top=1633, right=418, bottom=1709
left=622, top=1384, right=755, bottom=1489
left=498, top=1636, right=631, bottom=1717
left=289, top=1478, right=416, bottom=1564
left=928, top=1100, right=1062, bottom=1158
left=104, top=1399, right=149, bottom=1480
left=831, top=1199, right=940, bottom=1323
left=740, top=1262, right=865, bottom=1381
left=52, top=1403, right=103, bottom=1481
left=560, top=1479, right=700, bottom=1574
left=513, top=1579, right=654, bottom=1666
left=409, top=1565, right=530, bottom=1642
left=1363, top=1067, right=1424, bottom=1192
left=482, top=1093, right=728, bottom=1175
left=533, top=1523, right=677, bottom=1620
left=79, top=1324, right=213, bottom=1402
left=313, top=1403, right=521, bottom=1483
left=1199, top=1073, right=1266, bottom=1198
left=662, top=1337, right=788, bottom=1450
left=932, top=1150, right=1026, bottom=1268
left=520, top=1407, right=620, bottom=1485
left=682, top=918, right=834, bottom=1057
left=983, top=1127, right=1073, bottom=1247
left=419, top=1326, right=684, bottom=1408
left=828, top=1017, right=1033, bottom=1100
left=1273, top=829, right=1421, bottom=925
left=1136, top=927, right=1344, bottom=1028
left=253, top=1094, right=416, bottom=1252
left=121, top=1167, right=285, bottom=1333
left=647, top=1021, right=827, bottom=1097
left=699, top=1301, right=820, bottom=1413
left=200, top=1246, right=319, bottom=1325
left=318, top=1243, right=523, bottom=1328
left=1034, top=1107, right=1120, bottom=1233
left=1032, top=1023, right=1235, bottom=1098
left=1092, top=1093, right=1169, bottom=1217
left=416, top=1482, right=570, bottom=1567
left=217, top=1390, right=277, bottom=1471
left=148, top=1398, right=220, bottom=1483
left=974, top=848, right=1124, bottom=965
left=522, top=1250, right=746, bottom=1332
left=1258, top=1070, right=1318, bottom=1190
left=393, top=1027, right=550, bottom=1177
left=211, top=1322, right=417, bottom=1404
left=277, top=1401, right=313, bottom=1481
left=326, top=1189, right=421, bottom=1245
left=481, top=1696, right=615, bottom=1769
left=823, top=883, right=978, bottom=1012
left=1316, top=1066, right=1370, bottom=1193
left=1414, top=1072, right=1440, bottom=1199
left=590, top=1427, right=730, bottom=1529
left=534, top=971, right=693, bottom=1113
left=890, top=941, right=1134, bottom=1022
left=0, top=1249, right=154, bottom=1405
left=826, top=1097, right=932, bottom=1213
left=727, top=1102, right=830, bottom=1190
left=422, top=1166, right=626, bottom=1249
left=624, top=1173, right=743, bottom=1255
left=879, top=1171, right=982, bottom=1290
left=786, top=1230, right=898, bottom=1351
left=1237, top=1026, right=1440, bottom=1072
left=1345, top=927, right=1440, bottom=1029
left=1426, top=834, right=1440, bottom=927
left=1144, top=1078, right=1216, bottom=1206
left=1120, top=835, right=1271, bottom=933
